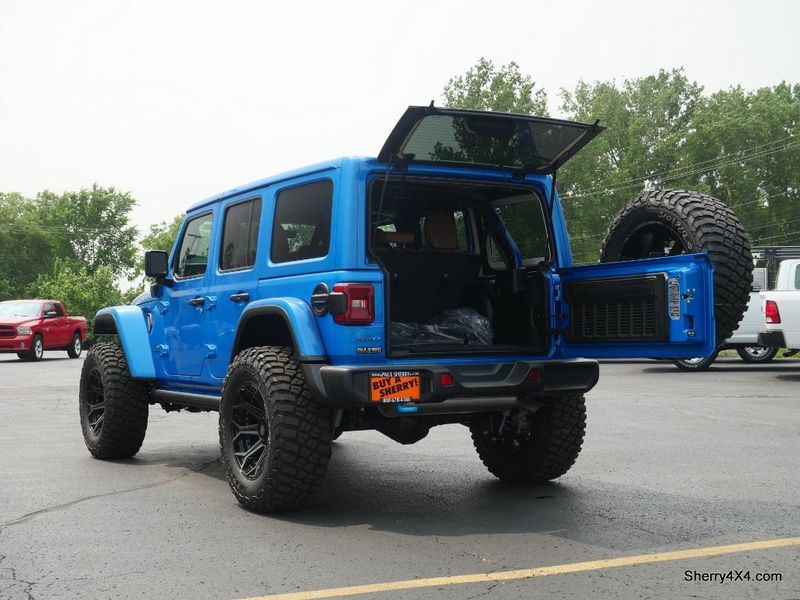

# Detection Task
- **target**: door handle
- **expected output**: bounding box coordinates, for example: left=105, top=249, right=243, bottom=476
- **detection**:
left=188, top=297, right=205, bottom=307
left=229, top=292, right=250, bottom=303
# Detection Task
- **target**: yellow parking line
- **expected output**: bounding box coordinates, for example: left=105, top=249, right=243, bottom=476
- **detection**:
left=243, top=536, right=800, bottom=600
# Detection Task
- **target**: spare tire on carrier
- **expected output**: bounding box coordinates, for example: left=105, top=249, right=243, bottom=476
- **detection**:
left=600, top=189, right=752, bottom=348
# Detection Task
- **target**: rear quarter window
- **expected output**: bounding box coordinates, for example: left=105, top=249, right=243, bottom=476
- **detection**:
left=271, top=180, right=333, bottom=264
left=487, top=195, right=550, bottom=269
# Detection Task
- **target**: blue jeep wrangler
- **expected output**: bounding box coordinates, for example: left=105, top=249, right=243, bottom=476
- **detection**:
left=79, top=106, right=751, bottom=512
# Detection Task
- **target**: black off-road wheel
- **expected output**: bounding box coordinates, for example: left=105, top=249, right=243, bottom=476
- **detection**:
left=600, top=189, right=752, bottom=346
left=79, top=343, right=149, bottom=459
left=67, top=333, right=83, bottom=358
left=469, top=395, right=586, bottom=483
left=736, top=345, right=779, bottom=363
left=219, top=346, right=333, bottom=513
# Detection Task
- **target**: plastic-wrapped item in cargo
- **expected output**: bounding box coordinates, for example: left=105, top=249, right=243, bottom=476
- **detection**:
left=428, top=308, right=493, bottom=345
left=390, top=307, right=494, bottom=346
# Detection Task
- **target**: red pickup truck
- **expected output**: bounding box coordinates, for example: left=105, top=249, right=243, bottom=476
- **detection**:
left=0, top=300, right=88, bottom=361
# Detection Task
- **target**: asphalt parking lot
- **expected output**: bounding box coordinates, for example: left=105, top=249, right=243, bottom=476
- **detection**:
left=0, top=353, right=798, bottom=600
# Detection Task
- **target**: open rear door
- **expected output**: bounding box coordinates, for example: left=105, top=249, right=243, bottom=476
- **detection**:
left=557, top=254, right=716, bottom=359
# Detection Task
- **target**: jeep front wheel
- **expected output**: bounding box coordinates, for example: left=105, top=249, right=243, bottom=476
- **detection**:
left=219, top=346, right=333, bottom=513
left=79, top=343, right=150, bottom=459
left=469, top=395, right=586, bottom=483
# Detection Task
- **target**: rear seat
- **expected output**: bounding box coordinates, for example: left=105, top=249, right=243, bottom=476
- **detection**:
left=375, top=212, right=482, bottom=323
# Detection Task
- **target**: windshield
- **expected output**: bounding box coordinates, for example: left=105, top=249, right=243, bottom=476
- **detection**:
left=0, top=301, right=41, bottom=317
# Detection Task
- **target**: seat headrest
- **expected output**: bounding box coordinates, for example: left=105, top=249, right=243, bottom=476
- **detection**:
left=423, top=211, right=458, bottom=251
left=374, top=229, right=415, bottom=248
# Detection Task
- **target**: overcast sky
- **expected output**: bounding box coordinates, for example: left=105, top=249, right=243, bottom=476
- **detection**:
left=2, top=0, right=798, bottom=232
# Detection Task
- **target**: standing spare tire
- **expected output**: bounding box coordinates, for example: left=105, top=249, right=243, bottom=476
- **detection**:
left=600, top=189, right=752, bottom=346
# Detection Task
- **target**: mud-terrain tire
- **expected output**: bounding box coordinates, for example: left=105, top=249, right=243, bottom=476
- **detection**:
left=736, top=345, right=779, bottom=363
left=67, top=333, right=83, bottom=358
left=600, top=189, right=752, bottom=346
left=79, top=343, right=149, bottom=459
left=469, top=395, right=586, bottom=483
left=219, top=346, right=333, bottom=513
left=673, top=349, right=719, bottom=371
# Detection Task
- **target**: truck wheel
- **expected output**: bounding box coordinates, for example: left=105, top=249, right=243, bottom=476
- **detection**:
left=219, top=346, right=333, bottom=513
left=600, top=189, right=752, bottom=346
left=19, top=334, right=44, bottom=361
left=78, top=343, right=149, bottom=459
left=67, top=333, right=83, bottom=358
left=469, top=395, right=586, bottom=483
left=736, top=345, right=779, bottom=363
left=673, top=349, right=719, bottom=371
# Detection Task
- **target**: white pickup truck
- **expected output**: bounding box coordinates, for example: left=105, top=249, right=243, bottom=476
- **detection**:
left=758, top=258, right=800, bottom=351
left=673, top=246, right=800, bottom=370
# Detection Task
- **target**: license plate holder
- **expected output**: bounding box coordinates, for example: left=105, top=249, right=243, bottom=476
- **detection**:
left=369, top=371, right=421, bottom=403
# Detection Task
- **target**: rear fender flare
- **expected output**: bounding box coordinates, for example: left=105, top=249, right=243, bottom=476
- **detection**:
left=94, top=306, right=156, bottom=379
left=232, top=298, right=326, bottom=361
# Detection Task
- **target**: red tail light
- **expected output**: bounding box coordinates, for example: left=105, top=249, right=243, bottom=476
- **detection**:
left=765, top=300, right=781, bottom=324
left=333, top=283, right=374, bottom=324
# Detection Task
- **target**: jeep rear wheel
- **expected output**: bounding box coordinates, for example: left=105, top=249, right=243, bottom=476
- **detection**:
left=600, top=189, right=752, bottom=346
left=469, top=395, right=586, bottom=483
left=79, top=343, right=149, bottom=459
left=219, top=346, right=333, bottom=513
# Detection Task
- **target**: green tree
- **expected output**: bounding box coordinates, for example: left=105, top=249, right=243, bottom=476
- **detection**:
left=142, top=214, right=184, bottom=253
left=29, top=261, right=123, bottom=332
left=35, top=184, right=139, bottom=278
left=443, top=57, right=548, bottom=115
left=0, top=192, right=56, bottom=299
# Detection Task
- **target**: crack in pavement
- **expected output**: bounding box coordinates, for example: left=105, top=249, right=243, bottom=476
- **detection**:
left=0, top=458, right=218, bottom=533
left=0, top=564, right=37, bottom=600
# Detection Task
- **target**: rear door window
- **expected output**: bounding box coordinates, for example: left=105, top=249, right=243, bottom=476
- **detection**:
left=220, top=198, right=262, bottom=271
left=174, top=213, right=213, bottom=278
left=271, top=180, right=333, bottom=263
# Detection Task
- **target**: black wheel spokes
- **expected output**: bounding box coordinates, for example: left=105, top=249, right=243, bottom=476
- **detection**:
left=621, top=224, right=686, bottom=260
left=231, top=383, right=268, bottom=480
left=86, top=369, right=105, bottom=434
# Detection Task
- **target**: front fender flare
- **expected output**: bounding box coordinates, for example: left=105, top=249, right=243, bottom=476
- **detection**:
left=233, top=297, right=326, bottom=361
left=94, top=306, right=156, bottom=379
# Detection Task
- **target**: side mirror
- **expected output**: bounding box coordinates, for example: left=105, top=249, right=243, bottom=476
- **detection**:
left=145, top=250, right=169, bottom=280
left=43, top=310, right=58, bottom=319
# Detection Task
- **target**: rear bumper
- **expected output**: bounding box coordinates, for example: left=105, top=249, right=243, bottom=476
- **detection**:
left=0, top=335, right=32, bottom=352
left=303, top=358, right=599, bottom=409
left=758, top=331, right=786, bottom=348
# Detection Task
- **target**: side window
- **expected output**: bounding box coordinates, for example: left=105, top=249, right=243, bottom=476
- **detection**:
left=42, top=302, right=54, bottom=316
left=52, top=303, right=65, bottom=317
left=489, top=195, right=550, bottom=268
left=795, top=265, right=800, bottom=290
left=174, top=213, right=213, bottom=278
left=271, top=180, right=333, bottom=264
left=220, top=198, right=262, bottom=271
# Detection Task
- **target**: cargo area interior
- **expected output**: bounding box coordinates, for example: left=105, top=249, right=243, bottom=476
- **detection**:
left=369, top=178, right=551, bottom=356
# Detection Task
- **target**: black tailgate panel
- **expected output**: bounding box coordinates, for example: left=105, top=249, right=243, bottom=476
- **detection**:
left=564, top=274, right=668, bottom=343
